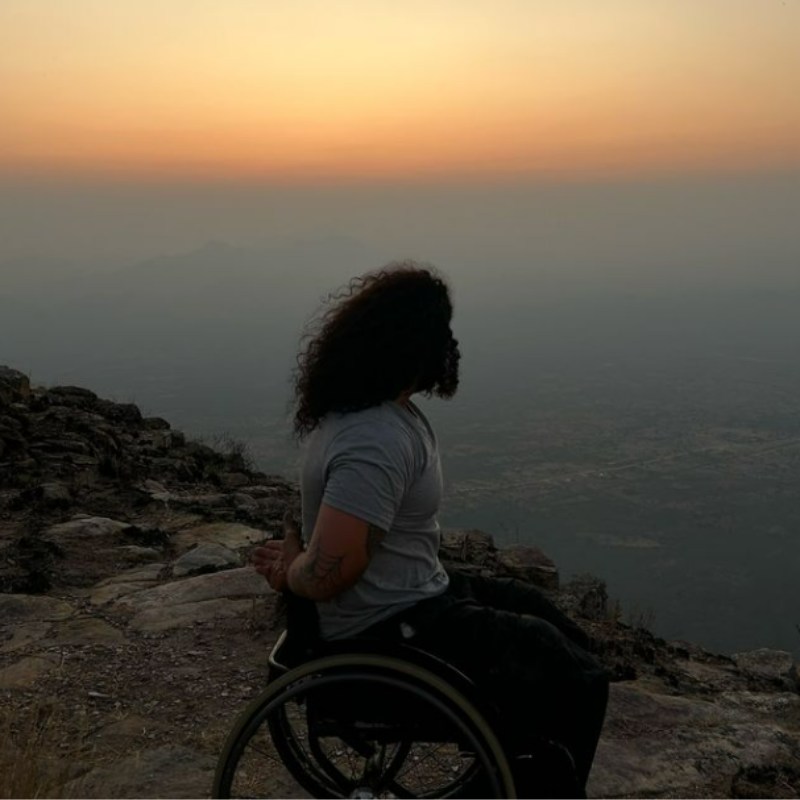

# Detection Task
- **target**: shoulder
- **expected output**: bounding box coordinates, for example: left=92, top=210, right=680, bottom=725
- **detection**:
left=319, top=404, right=422, bottom=470
left=329, top=405, right=413, bottom=449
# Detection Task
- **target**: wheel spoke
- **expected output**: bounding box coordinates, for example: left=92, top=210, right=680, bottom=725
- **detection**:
left=213, top=658, right=511, bottom=799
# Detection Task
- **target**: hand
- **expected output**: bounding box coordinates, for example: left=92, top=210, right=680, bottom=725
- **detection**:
left=251, top=510, right=304, bottom=593
left=282, top=510, right=303, bottom=563
left=252, top=540, right=289, bottom=592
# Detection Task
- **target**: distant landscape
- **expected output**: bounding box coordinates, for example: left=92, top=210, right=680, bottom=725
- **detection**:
left=2, top=217, right=799, bottom=658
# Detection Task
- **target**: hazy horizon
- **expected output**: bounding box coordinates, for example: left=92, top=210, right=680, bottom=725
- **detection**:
left=2, top=171, right=799, bottom=285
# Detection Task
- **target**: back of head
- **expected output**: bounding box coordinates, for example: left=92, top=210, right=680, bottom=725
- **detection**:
left=292, top=262, right=460, bottom=438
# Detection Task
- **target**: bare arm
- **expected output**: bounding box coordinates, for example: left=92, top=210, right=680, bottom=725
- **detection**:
left=286, top=503, right=385, bottom=602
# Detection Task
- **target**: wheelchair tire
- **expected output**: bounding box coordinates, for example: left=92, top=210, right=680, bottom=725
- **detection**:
left=212, top=652, right=516, bottom=799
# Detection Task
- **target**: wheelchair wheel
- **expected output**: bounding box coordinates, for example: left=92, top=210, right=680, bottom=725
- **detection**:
left=213, top=652, right=516, bottom=798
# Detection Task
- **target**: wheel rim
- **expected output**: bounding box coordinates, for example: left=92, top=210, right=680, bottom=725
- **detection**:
left=213, top=655, right=515, bottom=799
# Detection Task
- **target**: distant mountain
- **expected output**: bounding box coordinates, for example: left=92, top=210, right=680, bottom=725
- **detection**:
left=0, top=255, right=85, bottom=293
left=0, top=236, right=383, bottom=390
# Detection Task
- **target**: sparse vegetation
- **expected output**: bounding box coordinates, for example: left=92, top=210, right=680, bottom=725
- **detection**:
left=210, top=432, right=256, bottom=472
left=0, top=699, right=91, bottom=799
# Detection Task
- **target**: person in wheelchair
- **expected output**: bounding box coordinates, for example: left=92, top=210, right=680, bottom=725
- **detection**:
left=253, top=263, right=609, bottom=798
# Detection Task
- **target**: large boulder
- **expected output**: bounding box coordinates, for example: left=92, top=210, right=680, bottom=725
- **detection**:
left=0, top=366, right=31, bottom=406
left=733, top=649, right=800, bottom=692
left=172, top=543, right=240, bottom=577
left=495, top=544, right=559, bottom=590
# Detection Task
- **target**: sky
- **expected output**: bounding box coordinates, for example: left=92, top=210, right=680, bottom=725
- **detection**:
left=2, top=2, right=800, bottom=658
left=3, top=0, right=800, bottom=183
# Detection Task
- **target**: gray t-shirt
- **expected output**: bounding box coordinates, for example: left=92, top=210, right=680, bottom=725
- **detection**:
left=300, top=400, right=449, bottom=640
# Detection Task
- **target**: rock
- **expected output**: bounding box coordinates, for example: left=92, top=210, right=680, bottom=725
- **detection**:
left=171, top=522, right=267, bottom=555
left=439, top=529, right=496, bottom=573
left=495, top=544, right=559, bottom=590
left=0, top=365, right=31, bottom=404
left=142, top=416, right=170, bottom=430
left=233, top=491, right=258, bottom=508
left=144, top=429, right=173, bottom=450
left=0, top=594, right=76, bottom=653
left=62, top=745, right=215, bottom=799
left=113, top=567, right=271, bottom=631
left=90, top=564, right=164, bottom=605
left=113, top=545, right=162, bottom=563
left=0, top=420, right=26, bottom=450
left=136, top=479, right=171, bottom=503
left=45, top=385, right=98, bottom=406
left=117, top=566, right=269, bottom=608
left=172, top=543, right=240, bottom=577
left=731, top=764, right=800, bottom=798
left=0, top=655, right=57, bottom=689
left=44, top=515, right=134, bottom=543
left=172, top=493, right=230, bottom=511
left=41, top=617, right=124, bottom=646
left=719, top=690, right=800, bottom=718
left=733, top=649, right=799, bottom=691
left=128, top=597, right=258, bottom=632
left=221, top=471, right=251, bottom=489
left=589, top=681, right=800, bottom=798
left=0, top=593, right=75, bottom=623
left=41, top=516, right=141, bottom=586
left=37, top=481, right=73, bottom=508
left=93, top=399, right=142, bottom=425
left=243, top=484, right=286, bottom=498
left=560, top=574, right=609, bottom=621
left=0, top=621, right=53, bottom=654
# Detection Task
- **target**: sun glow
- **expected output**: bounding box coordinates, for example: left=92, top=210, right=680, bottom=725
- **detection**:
left=2, top=1, right=799, bottom=181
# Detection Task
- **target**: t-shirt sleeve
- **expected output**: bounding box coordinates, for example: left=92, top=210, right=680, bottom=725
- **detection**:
left=322, top=422, right=414, bottom=532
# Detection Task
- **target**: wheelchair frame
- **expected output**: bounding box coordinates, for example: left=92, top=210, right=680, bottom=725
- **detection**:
left=212, top=631, right=517, bottom=798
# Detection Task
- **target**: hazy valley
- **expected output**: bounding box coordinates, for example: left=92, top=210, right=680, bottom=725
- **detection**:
left=2, top=227, right=799, bottom=658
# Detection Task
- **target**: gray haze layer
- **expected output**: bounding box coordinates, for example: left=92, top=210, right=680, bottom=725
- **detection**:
left=1, top=172, right=799, bottom=657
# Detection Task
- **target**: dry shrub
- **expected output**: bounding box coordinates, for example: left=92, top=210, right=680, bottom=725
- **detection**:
left=0, top=699, right=91, bottom=799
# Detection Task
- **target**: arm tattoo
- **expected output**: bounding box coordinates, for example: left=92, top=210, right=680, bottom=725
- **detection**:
left=291, top=523, right=386, bottom=598
left=366, top=523, right=386, bottom=560
left=298, top=537, right=346, bottom=595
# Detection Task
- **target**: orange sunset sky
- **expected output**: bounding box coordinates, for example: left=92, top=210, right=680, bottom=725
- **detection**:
left=2, top=0, right=800, bottom=182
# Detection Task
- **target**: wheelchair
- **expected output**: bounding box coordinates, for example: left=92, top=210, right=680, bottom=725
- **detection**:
left=212, top=627, right=518, bottom=798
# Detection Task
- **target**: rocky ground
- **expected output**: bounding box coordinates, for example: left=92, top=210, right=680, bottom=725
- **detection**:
left=1, top=365, right=799, bottom=799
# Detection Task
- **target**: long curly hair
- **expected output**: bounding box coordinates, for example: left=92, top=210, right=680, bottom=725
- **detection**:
left=292, top=262, right=460, bottom=438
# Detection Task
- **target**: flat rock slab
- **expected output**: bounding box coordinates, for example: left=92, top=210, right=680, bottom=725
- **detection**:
left=113, top=567, right=271, bottom=631
left=171, top=522, right=267, bottom=555
left=129, top=597, right=257, bottom=632
left=90, top=564, right=164, bottom=606
left=42, top=617, right=125, bottom=646
left=589, top=681, right=800, bottom=798
left=0, top=594, right=75, bottom=622
left=44, top=516, right=133, bottom=542
left=0, top=594, right=77, bottom=653
left=0, top=655, right=58, bottom=689
left=63, top=745, right=215, bottom=799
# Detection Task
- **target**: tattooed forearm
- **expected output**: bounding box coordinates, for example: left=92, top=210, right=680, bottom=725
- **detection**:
left=286, top=517, right=387, bottom=601
left=296, top=538, right=346, bottom=595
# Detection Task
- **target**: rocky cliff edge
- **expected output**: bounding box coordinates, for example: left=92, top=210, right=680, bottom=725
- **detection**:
left=1, top=366, right=798, bottom=798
